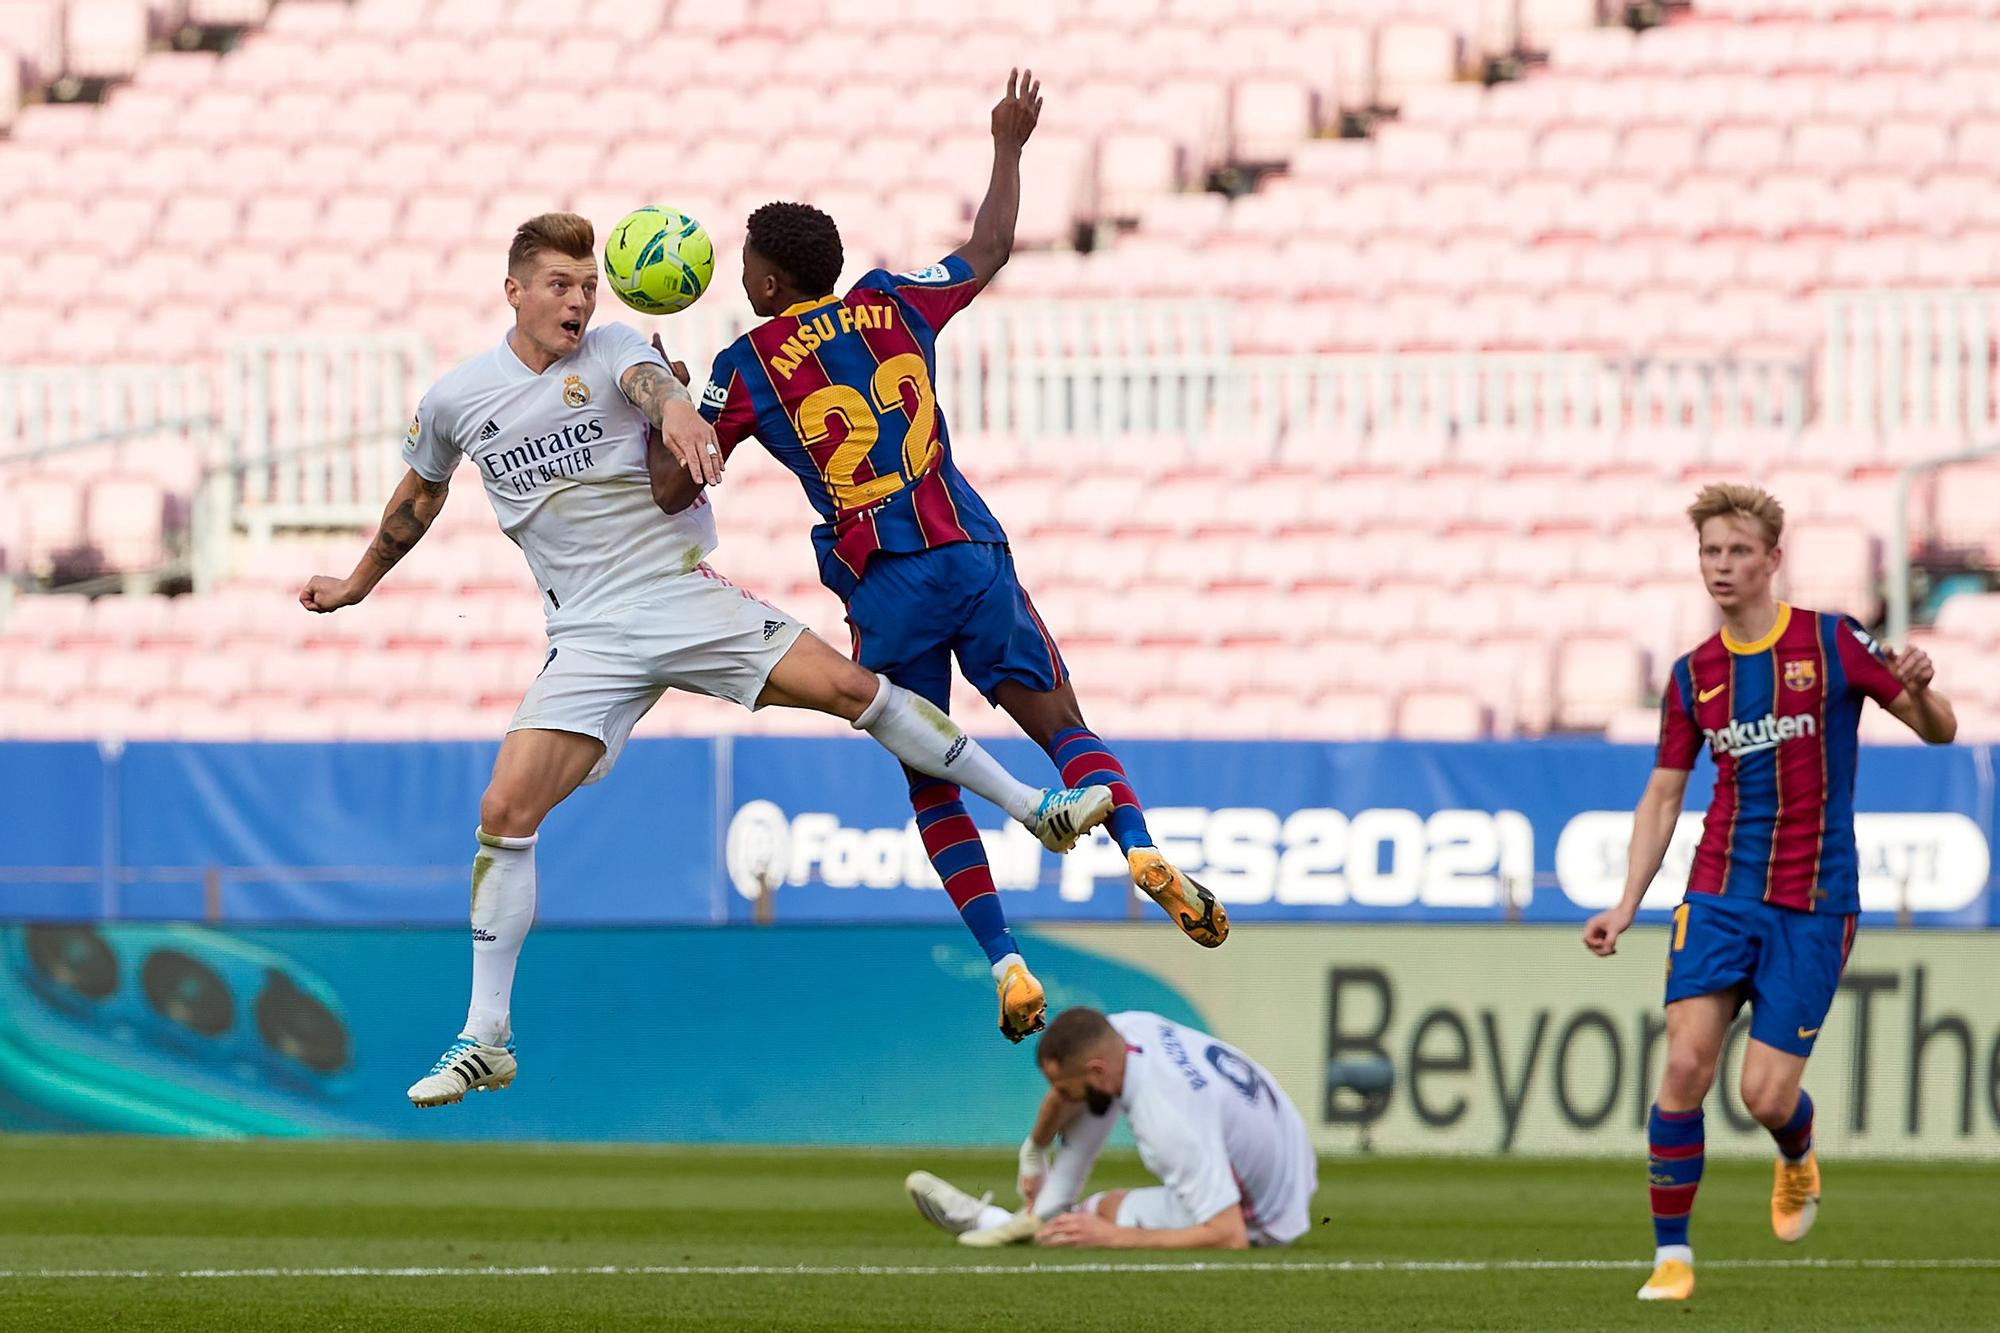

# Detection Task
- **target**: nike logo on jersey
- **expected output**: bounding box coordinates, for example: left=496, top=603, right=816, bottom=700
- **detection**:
left=1797, top=1026, right=1820, bottom=1040
left=1698, top=684, right=1726, bottom=703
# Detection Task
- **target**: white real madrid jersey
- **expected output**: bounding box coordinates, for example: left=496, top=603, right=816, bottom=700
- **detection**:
left=1108, top=1011, right=1318, bottom=1243
left=401, top=322, right=718, bottom=627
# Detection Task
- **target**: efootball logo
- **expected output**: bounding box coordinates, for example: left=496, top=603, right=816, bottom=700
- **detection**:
left=1703, top=711, right=1818, bottom=758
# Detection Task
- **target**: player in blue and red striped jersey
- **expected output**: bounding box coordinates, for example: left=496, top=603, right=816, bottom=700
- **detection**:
left=1583, top=482, right=1957, bottom=1304
left=653, top=72, right=1226, bottom=1046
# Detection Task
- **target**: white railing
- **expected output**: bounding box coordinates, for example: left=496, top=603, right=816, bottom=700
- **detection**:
left=1822, top=290, right=2000, bottom=441
left=3, top=318, right=1809, bottom=589
left=0, top=364, right=218, bottom=460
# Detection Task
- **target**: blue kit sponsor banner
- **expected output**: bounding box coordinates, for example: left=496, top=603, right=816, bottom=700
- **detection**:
left=0, top=738, right=1993, bottom=927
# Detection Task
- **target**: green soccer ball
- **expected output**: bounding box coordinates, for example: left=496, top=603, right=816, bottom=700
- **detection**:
left=603, top=206, right=714, bottom=315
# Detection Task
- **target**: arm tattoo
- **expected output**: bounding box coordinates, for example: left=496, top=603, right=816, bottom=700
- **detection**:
left=364, top=476, right=447, bottom=572
left=621, top=362, right=693, bottom=430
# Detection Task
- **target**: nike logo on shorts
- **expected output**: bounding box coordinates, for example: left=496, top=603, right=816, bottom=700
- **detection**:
left=1796, top=1026, right=1819, bottom=1040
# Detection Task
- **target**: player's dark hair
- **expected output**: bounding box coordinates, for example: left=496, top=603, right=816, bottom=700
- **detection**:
left=1037, top=1007, right=1117, bottom=1069
left=746, top=201, right=844, bottom=296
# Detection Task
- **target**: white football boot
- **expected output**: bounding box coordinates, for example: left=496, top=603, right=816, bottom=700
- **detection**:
left=406, top=1032, right=517, bottom=1108
left=905, top=1171, right=999, bottom=1237
left=1026, top=785, right=1114, bottom=853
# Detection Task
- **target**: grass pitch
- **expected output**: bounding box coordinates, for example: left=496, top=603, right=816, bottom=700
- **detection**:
left=0, top=1137, right=1994, bottom=1331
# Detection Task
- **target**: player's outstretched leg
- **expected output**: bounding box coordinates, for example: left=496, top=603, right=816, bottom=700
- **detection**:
left=1767, top=1090, right=1820, bottom=1242
left=908, top=771, right=1046, bottom=1042
left=1638, top=1103, right=1703, bottom=1301
left=758, top=640, right=1115, bottom=853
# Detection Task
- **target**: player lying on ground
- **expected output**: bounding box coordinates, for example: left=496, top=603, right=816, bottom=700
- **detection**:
left=298, top=213, right=1116, bottom=1108
left=1583, top=482, right=1956, bottom=1303
left=651, top=72, right=1226, bottom=1046
left=904, top=1007, right=1316, bottom=1248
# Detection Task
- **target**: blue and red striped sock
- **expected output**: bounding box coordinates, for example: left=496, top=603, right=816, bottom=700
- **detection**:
left=1772, top=1090, right=1814, bottom=1162
left=1047, top=727, right=1152, bottom=854
left=910, top=776, right=1015, bottom=965
left=1648, top=1104, right=1704, bottom=1251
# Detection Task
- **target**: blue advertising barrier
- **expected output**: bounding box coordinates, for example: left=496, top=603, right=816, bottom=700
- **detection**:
left=0, top=921, right=1198, bottom=1141
left=1, top=738, right=1993, bottom=927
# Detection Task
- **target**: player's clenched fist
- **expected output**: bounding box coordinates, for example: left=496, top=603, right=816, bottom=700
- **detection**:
left=298, top=575, right=361, bottom=614
left=991, top=68, right=1043, bottom=151
left=1582, top=904, right=1633, bottom=956
left=1884, top=644, right=1935, bottom=693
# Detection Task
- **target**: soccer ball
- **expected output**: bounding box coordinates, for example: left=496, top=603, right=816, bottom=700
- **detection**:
left=603, top=206, right=714, bottom=315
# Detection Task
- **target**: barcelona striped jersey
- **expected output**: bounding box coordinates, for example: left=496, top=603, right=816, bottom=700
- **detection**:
left=1655, top=604, right=1905, bottom=913
left=698, top=254, right=1006, bottom=601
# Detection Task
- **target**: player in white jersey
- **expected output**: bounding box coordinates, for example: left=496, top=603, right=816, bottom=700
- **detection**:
left=298, top=214, right=1116, bottom=1105
left=906, top=1007, right=1318, bottom=1249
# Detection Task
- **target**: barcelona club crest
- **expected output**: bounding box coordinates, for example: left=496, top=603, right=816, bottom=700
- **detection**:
left=562, top=374, right=590, bottom=408
left=1783, top=658, right=1817, bottom=692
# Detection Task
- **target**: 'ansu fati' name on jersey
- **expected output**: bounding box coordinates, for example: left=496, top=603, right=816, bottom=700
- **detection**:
left=698, top=255, right=1008, bottom=602
left=764, top=303, right=900, bottom=381
left=1656, top=605, right=1905, bottom=914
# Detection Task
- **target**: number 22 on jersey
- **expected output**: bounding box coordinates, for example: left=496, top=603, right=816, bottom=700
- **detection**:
left=792, top=353, right=939, bottom=512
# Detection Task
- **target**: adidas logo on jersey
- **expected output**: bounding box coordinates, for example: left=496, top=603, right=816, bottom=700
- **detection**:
left=763, top=620, right=786, bottom=641
left=1703, top=711, right=1818, bottom=758
left=479, top=419, right=500, bottom=441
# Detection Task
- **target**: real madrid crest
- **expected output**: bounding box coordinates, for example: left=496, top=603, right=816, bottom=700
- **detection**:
left=562, top=374, right=590, bottom=408
left=1783, top=658, right=1817, bottom=691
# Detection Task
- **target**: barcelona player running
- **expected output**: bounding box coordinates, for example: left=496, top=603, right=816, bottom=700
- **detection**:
left=1583, top=484, right=1956, bottom=1302
left=654, top=72, right=1226, bottom=1045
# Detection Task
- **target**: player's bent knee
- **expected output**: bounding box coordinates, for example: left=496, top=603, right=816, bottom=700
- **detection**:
left=1660, top=1051, right=1717, bottom=1104
left=1740, top=1082, right=1795, bottom=1127
left=479, top=786, right=545, bottom=839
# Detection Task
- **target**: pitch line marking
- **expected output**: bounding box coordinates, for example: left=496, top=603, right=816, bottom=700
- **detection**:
left=0, top=1258, right=1995, bottom=1281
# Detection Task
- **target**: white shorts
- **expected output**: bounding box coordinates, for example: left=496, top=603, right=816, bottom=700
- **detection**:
left=1086, top=1187, right=1303, bottom=1248
left=509, top=564, right=808, bottom=785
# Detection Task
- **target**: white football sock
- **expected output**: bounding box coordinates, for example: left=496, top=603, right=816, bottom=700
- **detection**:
left=991, top=951, right=1026, bottom=984
left=974, top=1203, right=1013, bottom=1230
left=1655, top=1245, right=1693, bottom=1266
left=464, top=828, right=537, bottom=1046
left=853, top=676, right=1039, bottom=822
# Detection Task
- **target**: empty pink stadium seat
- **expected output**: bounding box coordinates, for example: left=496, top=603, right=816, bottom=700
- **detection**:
left=86, top=476, right=165, bottom=572
left=1554, top=634, right=1646, bottom=731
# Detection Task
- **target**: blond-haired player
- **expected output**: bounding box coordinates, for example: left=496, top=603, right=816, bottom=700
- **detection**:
left=1584, top=483, right=1955, bottom=1302
left=300, top=214, right=1115, bottom=1105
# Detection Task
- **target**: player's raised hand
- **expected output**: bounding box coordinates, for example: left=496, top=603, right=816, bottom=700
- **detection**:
left=298, top=574, right=360, bottom=614
left=1582, top=904, right=1633, bottom=956
left=991, top=68, right=1042, bottom=152
left=1884, top=644, right=1935, bottom=693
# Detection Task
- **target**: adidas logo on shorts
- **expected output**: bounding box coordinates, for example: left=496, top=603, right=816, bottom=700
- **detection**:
left=763, top=620, right=785, bottom=641
left=478, top=419, right=500, bottom=441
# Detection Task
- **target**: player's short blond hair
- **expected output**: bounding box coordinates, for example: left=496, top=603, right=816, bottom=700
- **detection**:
left=1688, top=482, right=1784, bottom=551
left=508, top=212, right=595, bottom=277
